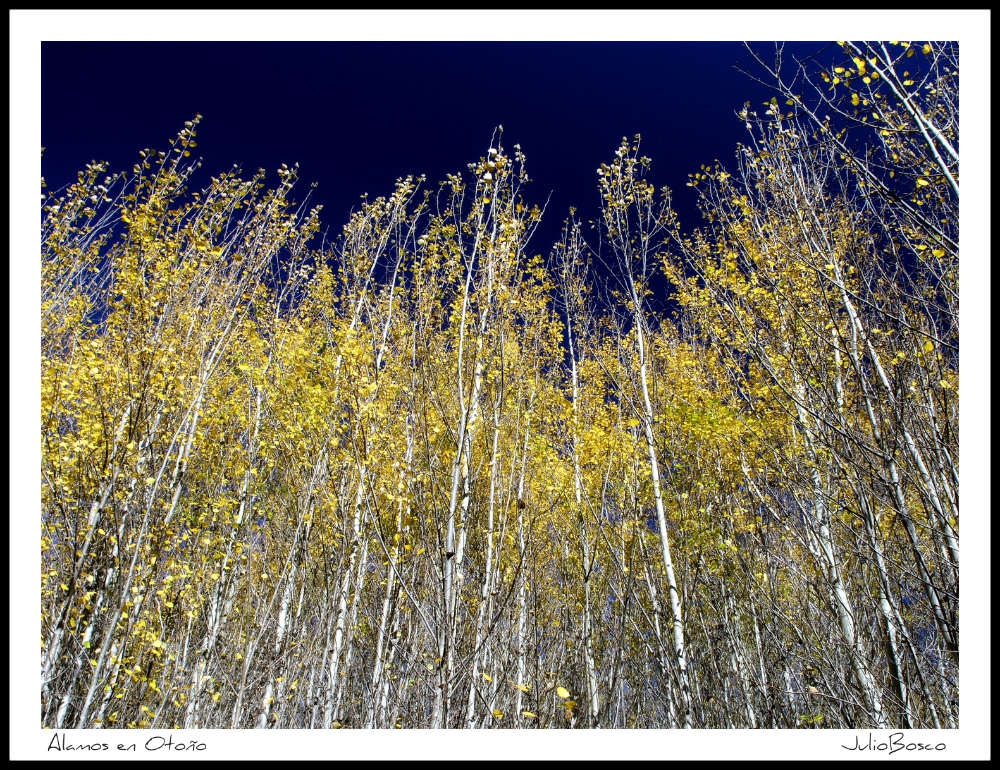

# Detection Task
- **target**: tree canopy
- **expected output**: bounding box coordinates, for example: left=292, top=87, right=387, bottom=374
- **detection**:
left=40, top=42, right=959, bottom=731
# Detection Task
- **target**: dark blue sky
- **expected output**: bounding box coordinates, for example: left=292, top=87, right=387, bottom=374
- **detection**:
left=41, top=41, right=834, bottom=251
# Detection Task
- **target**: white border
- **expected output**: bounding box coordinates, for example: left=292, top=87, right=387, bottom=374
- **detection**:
left=11, top=9, right=990, bottom=762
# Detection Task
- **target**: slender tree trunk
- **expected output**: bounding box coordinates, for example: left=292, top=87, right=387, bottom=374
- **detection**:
left=635, top=320, right=693, bottom=728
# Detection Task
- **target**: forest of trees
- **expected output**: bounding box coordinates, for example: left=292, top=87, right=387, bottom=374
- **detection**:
left=40, top=42, right=958, bottom=729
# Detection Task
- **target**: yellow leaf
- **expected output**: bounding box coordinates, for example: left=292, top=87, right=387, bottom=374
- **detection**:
left=915, top=178, right=930, bottom=187
left=492, top=709, right=504, bottom=719
left=513, top=683, right=531, bottom=692
left=556, top=686, right=570, bottom=699
left=923, top=340, right=934, bottom=354
left=851, top=93, right=860, bottom=106
left=931, top=248, right=945, bottom=258
left=522, top=711, right=537, bottom=719
left=923, top=43, right=932, bottom=54
left=482, top=673, right=492, bottom=682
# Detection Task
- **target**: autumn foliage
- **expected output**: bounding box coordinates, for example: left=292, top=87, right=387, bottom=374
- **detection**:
left=41, top=43, right=957, bottom=729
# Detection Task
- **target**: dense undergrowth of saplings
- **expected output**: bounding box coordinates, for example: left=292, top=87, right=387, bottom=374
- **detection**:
left=41, top=42, right=958, bottom=729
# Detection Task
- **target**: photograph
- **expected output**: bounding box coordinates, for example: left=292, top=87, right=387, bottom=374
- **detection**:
left=13, top=9, right=990, bottom=762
